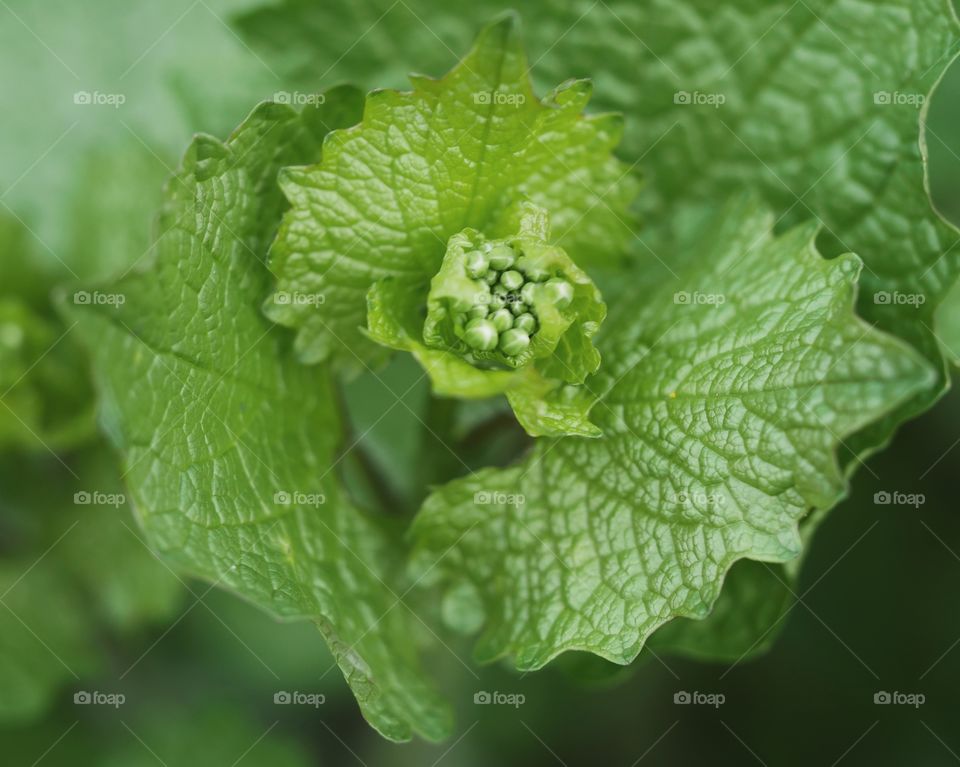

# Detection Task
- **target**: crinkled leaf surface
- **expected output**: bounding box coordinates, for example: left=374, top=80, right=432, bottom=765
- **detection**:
left=265, top=13, right=638, bottom=369
left=65, top=93, right=452, bottom=742
left=411, top=198, right=934, bottom=667
left=239, top=0, right=960, bottom=440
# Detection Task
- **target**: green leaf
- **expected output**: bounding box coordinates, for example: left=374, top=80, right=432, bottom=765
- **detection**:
left=238, top=0, right=960, bottom=443
left=265, top=12, right=638, bottom=370
left=411, top=197, right=934, bottom=668
left=64, top=92, right=452, bottom=742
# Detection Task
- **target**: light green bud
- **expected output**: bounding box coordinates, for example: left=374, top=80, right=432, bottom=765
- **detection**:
left=464, top=319, right=499, bottom=351
left=514, top=312, right=537, bottom=333
left=499, top=328, right=530, bottom=357
left=520, top=281, right=536, bottom=305
left=490, top=308, right=514, bottom=332
left=465, top=250, right=488, bottom=279
left=467, top=304, right=488, bottom=320
left=544, top=278, right=573, bottom=308
left=488, top=244, right=516, bottom=271
left=522, top=263, right=550, bottom=282
left=500, top=270, right=523, bottom=290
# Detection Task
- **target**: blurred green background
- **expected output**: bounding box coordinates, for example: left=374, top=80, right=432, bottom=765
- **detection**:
left=2, top=0, right=960, bottom=764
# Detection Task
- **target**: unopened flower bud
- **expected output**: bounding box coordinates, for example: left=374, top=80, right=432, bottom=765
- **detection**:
left=464, top=318, right=499, bottom=351
left=467, top=304, right=488, bottom=320
left=488, top=244, right=516, bottom=271
left=522, top=263, right=550, bottom=282
left=520, top=282, right=536, bottom=305
left=500, top=270, right=524, bottom=290
left=514, top=312, right=537, bottom=333
left=490, top=308, right=514, bottom=332
left=465, top=250, right=488, bottom=279
left=544, top=278, right=573, bottom=309
left=499, top=328, right=530, bottom=357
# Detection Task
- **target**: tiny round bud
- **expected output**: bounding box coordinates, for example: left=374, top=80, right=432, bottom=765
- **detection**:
left=490, top=308, right=514, bottom=332
left=500, top=270, right=523, bottom=290
left=520, top=281, right=536, bottom=305
left=499, top=328, right=530, bottom=357
left=483, top=270, right=499, bottom=285
left=509, top=298, right=527, bottom=316
left=488, top=292, right=506, bottom=311
left=544, top=278, right=574, bottom=308
left=522, top=263, right=550, bottom=282
left=488, top=244, right=516, bottom=271
left=464, top=319, right=499, bottom=351
left=464, top=250, right=488, bottom=279
left=514, top=312, right=537, bottom=333
left=467, top=304, right=488, bottom=320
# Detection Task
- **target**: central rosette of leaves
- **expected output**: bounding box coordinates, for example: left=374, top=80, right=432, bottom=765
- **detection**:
left=423, top=206, right=604, bottom=376
left=364, top=204, right=607, bottom=437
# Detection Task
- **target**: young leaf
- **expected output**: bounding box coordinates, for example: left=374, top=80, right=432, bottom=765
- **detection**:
left=239, top=0, right=960, bottom=445
left=265, top=12, right=638, bottom=369
left=64, top=92, right=452, bottom=742
left=411, top=197, right=934, bottom=669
